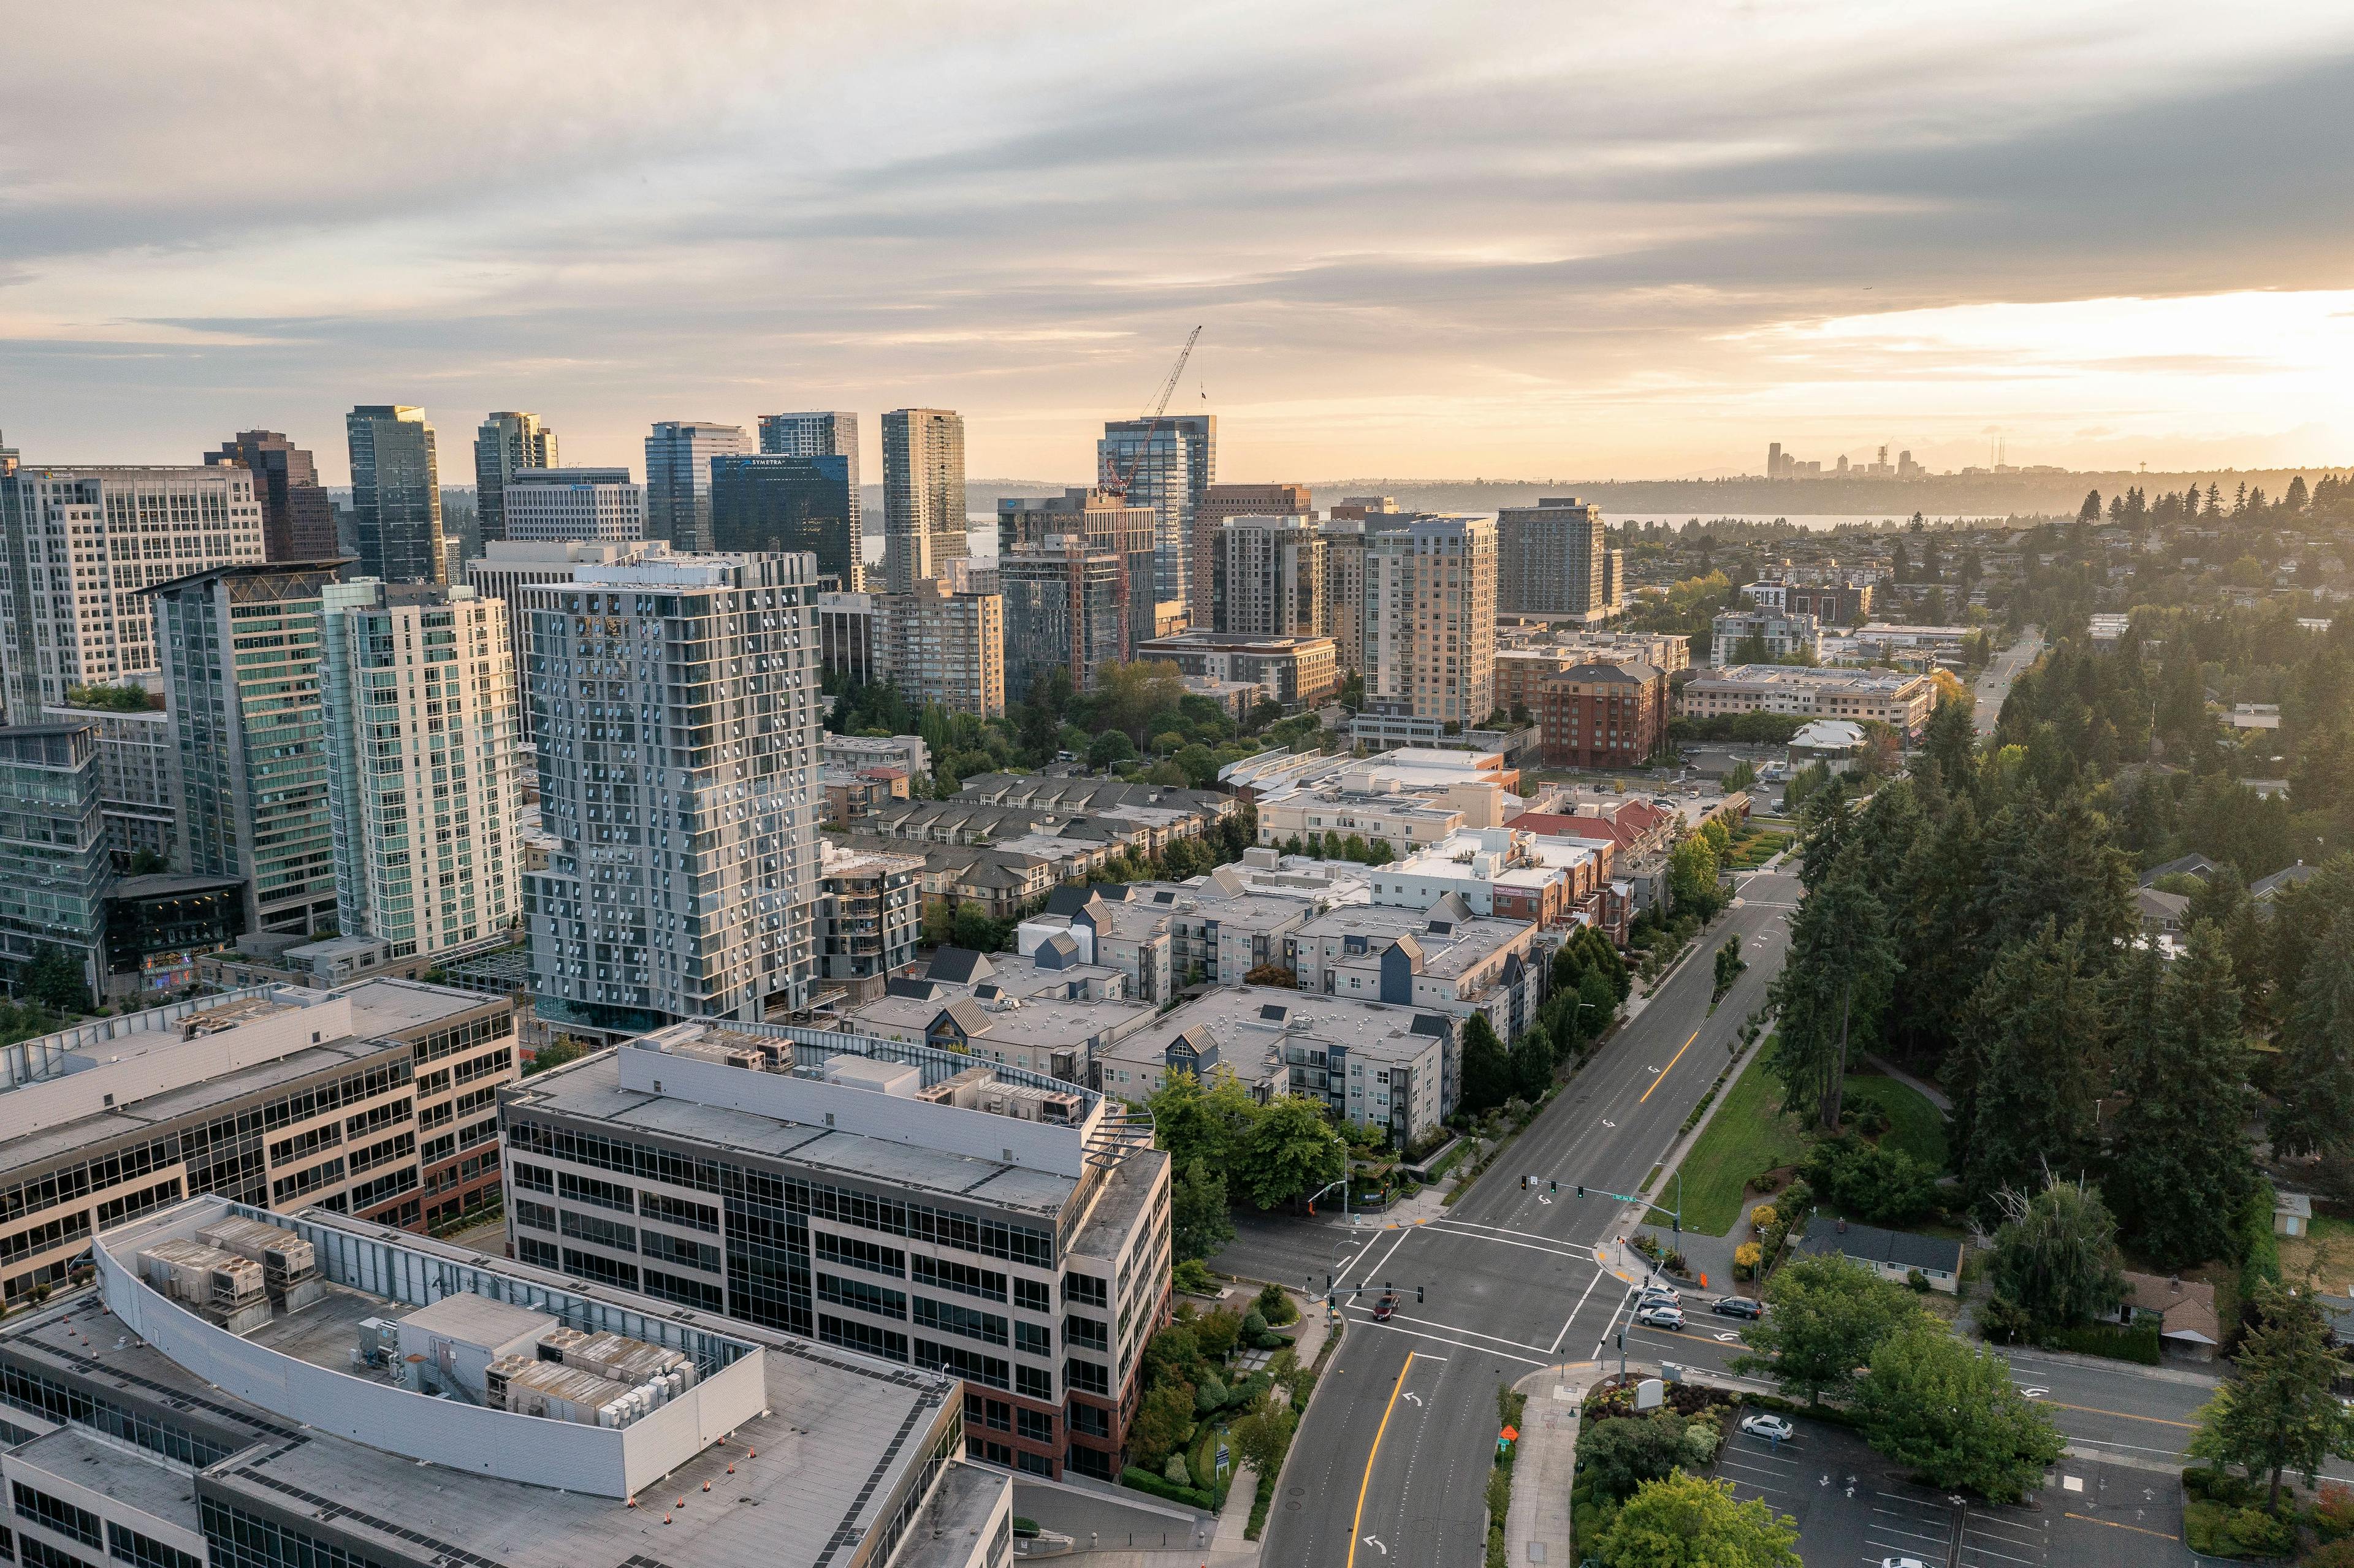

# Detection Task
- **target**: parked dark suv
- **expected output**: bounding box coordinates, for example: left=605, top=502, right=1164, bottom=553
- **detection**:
left=1710, top=1296, right=1765, bottom=1320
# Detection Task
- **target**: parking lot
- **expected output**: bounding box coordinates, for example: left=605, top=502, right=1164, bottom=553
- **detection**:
left=1711, top=1409, right=2188, bottom=1568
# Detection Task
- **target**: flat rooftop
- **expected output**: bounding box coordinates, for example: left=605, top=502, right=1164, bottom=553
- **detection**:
left=1105, top=986, right=1456, bottom=1073
left=1296, top=902, right=1531, bottom=975
left=514, top=1052, right=1083, bottom=1219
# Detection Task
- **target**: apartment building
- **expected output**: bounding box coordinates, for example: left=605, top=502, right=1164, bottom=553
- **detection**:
left=1000, top=540, right=1129, bottom=701
left=0, top=979, right=517, bottom=1304
left=1133, top=629, right=1339, bottom=707
left=997, top=489, right=1157, bottom=655
left=1680, top=664, right=1937, bottom=736
left=151, top=561, right=340, bottom=938
left=1708, top=607, right=1821, bottom=666
left=2, top=1193, right=1006, bottom=1568
left=1192, top=482, right=1311, bottom=630
left=501, top=1021, right=1171, bottom=1480
left=1289, top=899, right=1545, bottom=1047
left=1369, top=827, right=1604, bottom=928
left=1496, top=496, right=1621, bottom=622
left=881, top=576, right=1007, bottom=717
left=816, top=839, right=924, bottom=1001
left=319, top=580, right=522, bottom=962
left=522, top=552, right=823, bottom=1032
left=1363, top=514, right=1497, bottom=729
left=0, top=725, right=112, bottom=1002
left=1494, top=632, right=1689, bottom=714
left=882, top=408, right=969, bottom=594
left=461, top=539, right=677, bottom=743
left=1536, top=660, right=1670, bottom=767
left=1221, top=514, right=1326, bottom=639
left=1320, top=519, right=1369, bottom=672
left=0, top=465, right=267, bottom=719
left=37, top=698, right=173, bottom=863
left=817, top=588, right=885, bottom=687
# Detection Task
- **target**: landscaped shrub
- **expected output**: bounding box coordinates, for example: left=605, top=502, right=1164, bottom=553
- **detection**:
left=2184, top=1501, right=2295, bottom=1560
left=1802, top=1135, right=1937, bottom=1226
left=1165, top=1453, right=1193, bottom=1488
left=1120, top=1466, right=1213, bottom=1511
left=1254, top=1281, right=1299, bottom=1325
left=2043, top=1319, right=2161, bottom=1365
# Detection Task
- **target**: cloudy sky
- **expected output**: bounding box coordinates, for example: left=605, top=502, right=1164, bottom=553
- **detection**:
left=6, top=1, right=2353, bottom=485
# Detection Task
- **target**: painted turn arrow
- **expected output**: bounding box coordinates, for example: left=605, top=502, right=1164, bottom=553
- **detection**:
left=1361, top=1537, right=1388, bottom=1556
left=1402, top=1391, right=1423, bottom=1406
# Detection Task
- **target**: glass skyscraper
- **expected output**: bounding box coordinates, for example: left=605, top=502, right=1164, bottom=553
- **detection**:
left=1097, top=413, right=1214, bottom=613
left=880, top=408, right=968, bottom=594
left=346, top=405, right=444, bottom=584
left=710, top=453, right=863, bottom=588
left=643, top=420, right=746, bottom=550
left=473, top=411, right=558, bottom=544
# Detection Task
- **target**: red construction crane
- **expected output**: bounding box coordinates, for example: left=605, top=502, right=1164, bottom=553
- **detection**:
left=1104, top=325, right=1203, bottom=499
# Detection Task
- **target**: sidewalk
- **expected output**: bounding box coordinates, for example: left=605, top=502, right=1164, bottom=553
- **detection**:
left=1035, top=1460, right=1260, bottom=1566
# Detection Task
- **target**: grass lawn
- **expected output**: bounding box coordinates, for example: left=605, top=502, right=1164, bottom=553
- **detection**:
left=2280, top=1212, right=2354, bottom=1295
left=1669, top=1048, right=1810, bottom=1235
left=1842, top=1074, right=1949, bottom=1172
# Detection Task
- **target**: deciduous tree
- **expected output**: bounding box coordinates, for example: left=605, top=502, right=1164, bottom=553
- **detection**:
left=1170, top=1158, right=1235, bottom=1263
left=1592, top=1473, right=1800, bottom=1568
left=1732, top=1254, right=1921, bottom=1406
left=1234, top=1095, right=1346, bottom=1211
left=1988, top=1178, right=2125, bottom=1333
left=1855, top=1323, right=2064, bottom=1502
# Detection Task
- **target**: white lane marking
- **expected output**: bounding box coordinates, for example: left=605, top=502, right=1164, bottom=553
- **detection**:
left=1402, top=1391, right=1422, bottom=1407
left=1422, top=1222, right=1598, bottom=1265
left=1549, top=1257, right=1612, bottom=1353
left=1420, top=1217, right=1598, bottom=1256
left=1346, top=1306, right=1552, bottom=1356
left=1361, top=1536, right=1387, bottom=1555
left=1357, top=1320, right=1548, bottom=1366
left=2017, top=1386, right=2049, bottom=1399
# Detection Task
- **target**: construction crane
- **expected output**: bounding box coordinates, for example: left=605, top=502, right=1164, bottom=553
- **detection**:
left=1104, top=325, right=1203, bottom=500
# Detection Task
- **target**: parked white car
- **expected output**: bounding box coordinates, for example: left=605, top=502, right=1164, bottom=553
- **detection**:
left=1738, top=1414, right=1796, bottom=1443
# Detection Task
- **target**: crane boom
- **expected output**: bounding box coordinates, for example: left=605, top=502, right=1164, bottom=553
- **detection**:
left=1106, top=325, right=1203, bottom=498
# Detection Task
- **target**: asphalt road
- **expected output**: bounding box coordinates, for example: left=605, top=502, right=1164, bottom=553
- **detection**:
left=1231, top=865, right=1804, bottom=1568
left=1973, top=625, right=2044, bottom=736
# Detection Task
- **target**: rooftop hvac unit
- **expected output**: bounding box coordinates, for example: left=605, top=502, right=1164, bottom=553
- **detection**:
left=196, top=1216, right=319, bottom=1294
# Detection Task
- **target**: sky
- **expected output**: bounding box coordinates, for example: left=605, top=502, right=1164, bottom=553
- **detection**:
left=6, top=1, right=2354, bottom=487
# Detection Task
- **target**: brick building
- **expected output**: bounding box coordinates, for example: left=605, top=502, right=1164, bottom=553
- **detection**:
left=1536, top=661, right=1667, bottom=768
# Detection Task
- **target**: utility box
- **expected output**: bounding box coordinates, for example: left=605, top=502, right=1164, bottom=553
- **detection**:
left=1634, top=1377, right=1664, bottom=1411
left=395, top=1293, right=560, bottom=1401
left=196, top=1215, right=324, bottom=1311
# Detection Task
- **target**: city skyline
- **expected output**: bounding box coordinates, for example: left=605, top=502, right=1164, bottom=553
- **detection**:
left=6, top=6, right=2353, bottom=483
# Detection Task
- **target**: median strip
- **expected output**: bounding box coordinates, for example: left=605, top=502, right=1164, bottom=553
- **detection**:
left=1638, top=1029, right=1699, bottom=1104
left=1347, top=1352, right=1418, bottom=1568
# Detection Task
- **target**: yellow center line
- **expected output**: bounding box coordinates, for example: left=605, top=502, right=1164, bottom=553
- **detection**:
left=1639, top=1030, right=1700, bottom=1103
left=2064, top=1512, right=2177, bottom=1540
left=2044, top=1400, right=2194, bottom=1429
left=1346, top=1351, right=1416, bottom=1568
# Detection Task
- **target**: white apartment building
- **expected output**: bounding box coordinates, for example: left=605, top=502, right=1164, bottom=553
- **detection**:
left=321, top=580, right=523, bottom=962
left=522, top=552, right=823, bottom=1032
left=881, top=576, right=1007, bottom=717
left=1320, top=519, right=1369, bottom=672
left=1, top=465, right=267, bottom=720
left=462, top=538, right=677, bottom=742
left=1364, top=514, right=1498, bottom=728
left=501, top=466, right=645, bottom=543
left=1709, top=607, right=1821, bottom=666
left=1680, top=664, right=1938, bottom=735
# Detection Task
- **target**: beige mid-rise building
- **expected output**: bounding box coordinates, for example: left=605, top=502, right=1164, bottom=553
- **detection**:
left=1221, top=514, right=1327, bottom=639
left=1364, top=514, right=1497, bottom=728
left=1194, top=482, right=1312, bottom=629
left=882, top=576, right=1007, bottom=717
left=1680, top=664, right=1937, bottom=735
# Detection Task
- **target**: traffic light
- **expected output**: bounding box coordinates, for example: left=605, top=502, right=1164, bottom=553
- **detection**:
left=1325, top=1273, right=1333, bottom=1290
left=1416, top=1285, right=1425, bottom=1303
left=1549, top=1179, right=1557, bottom=1193
left=1576, top=1184, right=1586, bottom=1198
left=1672, top=1215, right=1682, bottom=1234
left=1520, top=1174, right=1528, bottom=1190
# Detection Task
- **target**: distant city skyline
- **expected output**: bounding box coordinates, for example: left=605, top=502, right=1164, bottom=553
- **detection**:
left=6, top=6, right=2353, bottom=482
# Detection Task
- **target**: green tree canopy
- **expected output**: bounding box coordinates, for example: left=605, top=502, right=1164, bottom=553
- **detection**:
left=1948, top=919, right=2102, bottom=1214
left=1148, top=1067, right=1266, bottom=1171
left=1234, top=1095, right=1346, bottom=1210
left=1988, top=1177, right=2125, bottom=1333
left=1855, top=1322, right=2065, bottom=1502
left=1766, top=865, right=1897, bottom=1128
left=2188, top=1283, right=2354, bottom=1509
left=1732, top=1254, right=1922, bottom=1406
left=1579, top=1413, right=1710, bottom=1503
left=2271, top=867, right=2354, bottom=1160
left=1592, top=1473, right=1800, bottom=1568
left=1170, top=1158, right=1235, bottom=1263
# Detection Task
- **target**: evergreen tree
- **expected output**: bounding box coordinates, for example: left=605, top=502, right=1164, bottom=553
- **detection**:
left=1950, top=921, right=2103, bottom=1213
left=1889, top=794, right=1984, bottom=1067
left=1459, top=1013, right=1512, bottom=1113
left=1918, top=698, right=1979, bottom=802
left=2105, top=922, right=2255, bottom=1267
left=2272, top=896, right=2354, bottom=1161
left=2189, top=1284, right=2354, bottom=1510
left=1794, top=774, right=1852, bottom=892
left=1509, top=1029, right=1553, bottom=1101
left=1767, top=866, right=1897, bottom=1128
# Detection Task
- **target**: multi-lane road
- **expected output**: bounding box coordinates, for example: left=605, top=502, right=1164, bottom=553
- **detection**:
left=1217, top=845, right=2343, bottom=1567
left=1220, top=866, right=1802, bottom=1567
left=1974, top=625, right=2044, bottom=734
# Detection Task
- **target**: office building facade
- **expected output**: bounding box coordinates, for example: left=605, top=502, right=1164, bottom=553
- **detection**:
left=0, top=724, right=111, bottom=1002
left=1, top=465, right=267, bottom=720
left=818, top=589, right=884, bottom=687
left=1000, top=541, right=1129, bottom=702
left=502, top=1021, right=1171, bottom=1480
left=500, top=466, right=643, bottom=544
left=1097, top=414, right=1213, bottom=613
left=1221, top=514, right=1326, bottom=639
left=996, top=488, right=1157, bottom=656
left=151, top=562, right=341, bottom=938
left=204, top=431, right=337, bottom=562
left=1364, top=514, right=1498, bottom=728
left=1496, top=496, right=1620, bottom=622
left=1191, top=482, right=1310, bottom=631
left=1133, top=630, right=1338, bottom=707
left=758, top=411, right=861, bottom=540
left=320, top=581, right=522, bottom=962
left=642, top=420, right=747, bottom=551
left=471, top=411, right=559, bottom=544
left=0, top=978, right=519, bottom=1301
left=522, top=553, right=823, bottom=1032
left=710, top=452, right=862, bottom=588
left=881, top=408, right=969, bottom=594
left=346, top=406, right=445, bottom=584
left=37, top=699, right=174, bottom=864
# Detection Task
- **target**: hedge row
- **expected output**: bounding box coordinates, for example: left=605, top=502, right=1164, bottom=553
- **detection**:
left=1119, top=1466, right=1214, bottom=1512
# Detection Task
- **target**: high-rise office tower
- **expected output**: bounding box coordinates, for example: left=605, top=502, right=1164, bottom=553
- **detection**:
left=346, top=405, right=445, bottom=584
left=1496, top=496, right=1619, bottom=622
left=205, top=430, right=337, bottom=561
left=1319, top=519, right=1369, bottom=674
left=500, top=466, right=644, bottom=543
left=1193, top=481, right=1308, bottom=630
left=1000, top=540, right=1130, bottom=702
left=473, top=411, right=558, bottom=544
left=711, top=453, right=862, bottom=588
left=880, top=409, right=968, bottom=594
left=321, top=579, right=522, bottom=961
left=758, top=411, right=862, bottom=538
left=877, top=577, right=1006, bottom=718
left=1221, top=515, right=1327, bottom=639
left=1098, top=414, right=1214, bottom=612
left=1365, top=515, right=1498, bottom=727
left=1, top=464, right=269, bottom=720
left=643, top=420, right=747, bottom=551
left=151, top=561, right=341, bottom=936
left=0, top=723, right=110, bottom=1004
left=461, top=538, right=676, bottom=744
left=996, top=488, right=1156, bottom=656
left=523, top=551, right=822, bottom=1029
